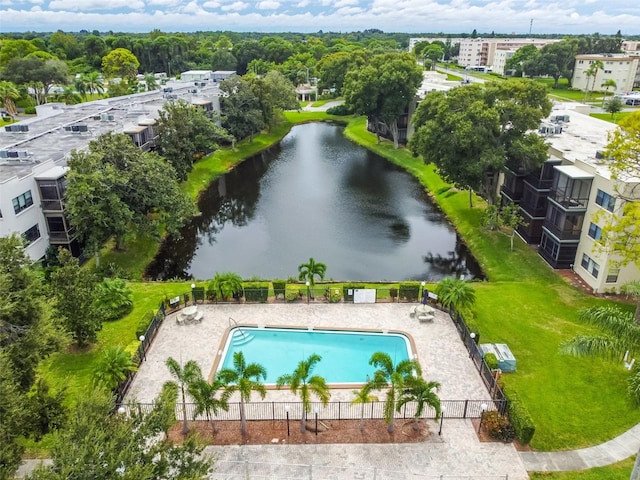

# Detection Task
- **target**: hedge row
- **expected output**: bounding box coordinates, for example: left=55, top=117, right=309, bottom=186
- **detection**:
left=505, top=388, right=536, bottom=445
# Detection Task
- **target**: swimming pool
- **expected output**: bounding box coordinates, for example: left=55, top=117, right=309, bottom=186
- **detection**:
left=215, top=326, right=414, bottom=385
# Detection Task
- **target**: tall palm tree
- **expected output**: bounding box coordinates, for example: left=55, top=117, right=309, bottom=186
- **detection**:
left=145, top=73, right=158, bottom=92
left=297, top=257, right=327, bottom=287
left=166, top=357, right=201, bottom=435
left=601, top=79, right=617, bottom=107
left=84, top=71, right=105, bottom=98
left=187, top=373, right=230, bottom=436
left=562, top=305, right=640, bottom=405
left=368, top=351, right=422, bottom=433
left=276, top=353, right=331, bottom=433
left=397, top=377, right=442, bottom=431
left=92, top=346, right=137, bottom=390
left=351, top=384, right=378, bottom=432
left=584, top=60, right=604, bottom=102
left=0, top=81, right=20, bottom=117
left=435, top=277, right=476, bottom=311
left=218, top=351, right=267, bottom=435
left=74, top=76, right=88, bottom=101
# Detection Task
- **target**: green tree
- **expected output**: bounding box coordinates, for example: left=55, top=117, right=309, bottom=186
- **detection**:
left=25, top=387, right=212, bottom=480
left=50, top=249, right=103, bottom=346
left=397, top=377, right=441, bottom=431
left=54, top=86, right=81, bottom=105
left=583, top=60, right=604, bottom=102
left=155, top=99, right=231, bottom=180
left=481, top=204, right=501, bottom=231
left=600, top=79, right=617, bottom=106
left=434, top=278, right=476, bottom=311
left=410, top=80, right=551, bottom=206
left=343, top=52, right=423, bottom=148
left=220, top=75, right=264, bottom=142
left=368, top=352, right=422, bottom=433
left=218, top=351, right=267, bottom=435
left=422, top=44, right=444, bottom=70
left=208, top=272, right=244, bottom=301
left=297, top=257, right=327, bottom=287
left=501, top=203, right=526, bottom=252
left=562, top=306, right=640, bottom=403
left=232, top=40, right=265, bottom=75
left=83, top=71, right=104, bottom=97
left=2, top=57, right=68, bottom=104
left=0, top=81, right=20, bottom=117
left=276, top=354, right=331, bottom=433
left=211, top=49, right=237, bottom=71
left=316, top=50, right=365, bottom=95
left=144, top=73, right=158, bottom=91
left=0, top=352, right=29, bottom=480
left=101, top=48, right=140, bottom=80
left=248, top=71, right=299, bottom=131
left=505, top=45, right=540, bottom=77
left=351, top=384, right=378, bottom=432
left=165, top=357, right=201, bottom=435
left=534, top=40, right=578, bottom=87
left=92, top=346, right=138, bottom=390
left=94, top=278, right=133, bottom=321
left=0, top=39, right=40, bottom=69
left=27, top=379, right=66, bottom=441
left=604, top=97, right=623, bottom=119
left=188, top=373, right=230, bottom=436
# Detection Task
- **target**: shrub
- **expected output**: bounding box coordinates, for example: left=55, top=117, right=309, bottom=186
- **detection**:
left=285, top=286, right=300, bottom=302
left=484, top=352, right=499, bottom=370
left=24, top=106, right=36, bottom=114
left=95, top=278, right=133, bottom=321
left=505, top=390, right=535, bottom=445
left=243, top=282, right=269, bottom=303
left=327, top=288, right=342, bottom=303
left=326, top=104, right=351, bottom=115
left=272, top=280, right=286, bottom=299
left=482, top=410, right=516, bottom=443
left=399, top=282, right=420, bottom=301
left=136, top=311, right=155, bottom=339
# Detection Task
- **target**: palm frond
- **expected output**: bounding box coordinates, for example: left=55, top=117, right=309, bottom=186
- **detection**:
left=561, top=334, right=630, bottom=360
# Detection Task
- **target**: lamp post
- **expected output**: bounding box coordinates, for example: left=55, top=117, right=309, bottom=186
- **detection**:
left=191, top=283, right=196, bottom=305
left=139, top=335, right=146, bottom=361
left=285, top=405, right=290, bottom=436
left=420, top=281, right=425, bottom=301
left=306, top=281, right=310, bottom=304
left=478, top=403, right=488, bottom=434
left=314, top=407, right=319, bottom=436
left=469, top=333, right=476, bottom=358
left=117, top=406, right=126, bottom=415
left=438, top=405, right=446, bottom=436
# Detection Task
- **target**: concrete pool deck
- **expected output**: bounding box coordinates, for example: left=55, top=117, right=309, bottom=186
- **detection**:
left=125, top=303, right=529, bottom=479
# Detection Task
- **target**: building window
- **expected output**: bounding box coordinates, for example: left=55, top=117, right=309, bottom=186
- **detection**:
left=23, top=224, right=41, bottom=245
left=588, top=222, right=602, bottom=240
left=604, top=70, right=612, bottom=74
left=606, top=268, right=619, bottom=283
left=595, top=189, right=615, bottom=212
left=12, top=190, right=33, bottom=214
left=581, top=253, right=600, bottom=278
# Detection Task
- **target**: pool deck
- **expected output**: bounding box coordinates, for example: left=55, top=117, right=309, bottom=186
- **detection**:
left=126, top=303, right=529, bottom=479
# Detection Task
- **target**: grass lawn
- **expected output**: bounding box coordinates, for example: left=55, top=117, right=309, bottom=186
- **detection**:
left=590, top=112, right=634, bottom=124
left=42, top=113, right=640, bottom=458
left=530, top=456, right=635, bottom=479
left=311, top=97, right=342, bottom=107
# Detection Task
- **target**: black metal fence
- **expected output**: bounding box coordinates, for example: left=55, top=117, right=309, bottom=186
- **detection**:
left=119, top=398, right=504, bottom=422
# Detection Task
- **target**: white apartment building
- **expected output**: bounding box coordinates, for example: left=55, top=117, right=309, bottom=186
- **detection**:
left=500, top=103, right=640, bottom=293
left=457, top=38, right=560, bottom=70
left=572, top=54, right=640, bottom=94
left=622, top=40, right=640, bottom=54
left=0, top=82, right=222, bottom=262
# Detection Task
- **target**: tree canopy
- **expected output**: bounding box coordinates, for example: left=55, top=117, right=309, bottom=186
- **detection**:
left=410, top=80, right=552, bottom=205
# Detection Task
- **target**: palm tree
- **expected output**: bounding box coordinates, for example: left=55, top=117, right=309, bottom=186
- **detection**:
left=187, top=373, right=230, bottom=436
left=0, top=81, right=20, bottom=117
left=218, top=351, right=267, bottom=435
left=601, top=79, right=617, bottom=107
left=56, top=86, right=82, bottom=105
left=368, top=351, right=422, bottom=433
left=276, top=353, right=331, bottom=433
left=166, top=357, right=201, bottom=435
left=562, top=305, right=640, bottom=405
left=92, top=346, right=138, bottom=390
left=351, top=384, right=378, bottom=432
left=297, top=257, right=327, bottom=287
left=84, top=71, right=105, bottom=98
left=397, top=377, right=442, bottom=431
left=74, top=76, right=88, bottom=101
left=584, top=60, right=604, bottom=102
left=145, top=73, right=158, bottom=92
left=208, top=272, right=243, bottom=301
left=434, top=277, right=476, bottom=311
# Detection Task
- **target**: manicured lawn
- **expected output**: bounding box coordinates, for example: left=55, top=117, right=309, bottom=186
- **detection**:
left=530, top=77, right=603, bottom=103
left=590, top=112, right=634, bottom=124
left=530, top=456, right=635, bottom=479
left=311, top=97, right=342, bottom=107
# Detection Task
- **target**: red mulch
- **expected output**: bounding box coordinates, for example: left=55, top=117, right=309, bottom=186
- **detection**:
left=168, top=419, right=433, bottom=446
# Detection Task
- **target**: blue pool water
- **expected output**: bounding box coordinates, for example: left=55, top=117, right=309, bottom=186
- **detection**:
left=217, top=327, right=412, bottom=384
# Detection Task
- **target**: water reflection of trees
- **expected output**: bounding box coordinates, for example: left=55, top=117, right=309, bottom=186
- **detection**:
left=422, top=238, right=484, bottom=279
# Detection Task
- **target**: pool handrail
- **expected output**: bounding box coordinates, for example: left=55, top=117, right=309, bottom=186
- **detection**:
left=229, top=317, right=247, bottom=339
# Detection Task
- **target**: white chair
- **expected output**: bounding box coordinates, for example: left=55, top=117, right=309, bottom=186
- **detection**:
left=418, top=314, right=434, bottom=323
left=193, top=311, right=204, bottom=323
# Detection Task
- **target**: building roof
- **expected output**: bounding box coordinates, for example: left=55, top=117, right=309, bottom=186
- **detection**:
left=554, top=164, right=594, bottom=179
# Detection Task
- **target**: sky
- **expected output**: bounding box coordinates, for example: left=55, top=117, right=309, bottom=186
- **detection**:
left=0, top=0, right=639, bottom=35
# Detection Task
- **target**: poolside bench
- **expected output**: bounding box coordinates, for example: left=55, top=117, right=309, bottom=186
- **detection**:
left=418, top=314, right=434, bottom=323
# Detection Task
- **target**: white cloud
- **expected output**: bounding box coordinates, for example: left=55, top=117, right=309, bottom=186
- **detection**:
left=221, top=1, right=248, bottom=11
left=147, top=0, right=183, bottom=6
left=49, top=0, right=145, bottom=10
left=202, top=0, right=222, bottom=7
left=296, top=0, right=309, bottom=6
left=256, top=0, right=280, bottom=9
left=333, top=0, right=357, bottom=7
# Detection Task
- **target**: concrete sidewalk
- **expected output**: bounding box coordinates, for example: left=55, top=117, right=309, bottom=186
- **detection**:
left=520, top=422, right=640, bottom=472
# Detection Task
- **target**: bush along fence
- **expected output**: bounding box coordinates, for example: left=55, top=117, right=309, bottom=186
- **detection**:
left=118, top=398, right=505, bottom=423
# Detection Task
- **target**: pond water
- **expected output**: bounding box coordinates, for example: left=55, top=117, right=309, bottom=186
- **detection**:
left=146, top=122, right=483, bottom=281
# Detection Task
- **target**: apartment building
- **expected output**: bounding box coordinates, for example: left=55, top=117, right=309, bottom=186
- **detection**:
left=457, top=38, right=560, bottom=72
left=500, top=104, right=640, bottom=293
left=572, top=54, right=640, bottom=94
left=0, top=83, right=222, bottom=262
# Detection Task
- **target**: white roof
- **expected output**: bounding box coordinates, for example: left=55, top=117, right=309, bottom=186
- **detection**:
left=554, top=165, right=594, bottom=179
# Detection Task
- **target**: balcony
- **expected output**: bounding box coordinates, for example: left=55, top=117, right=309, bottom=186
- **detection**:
left=542, top=224, right=582, bottom=241
left=547, top=192, right=589, bottom=211
left=41, top=199, right=64, bottom=212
